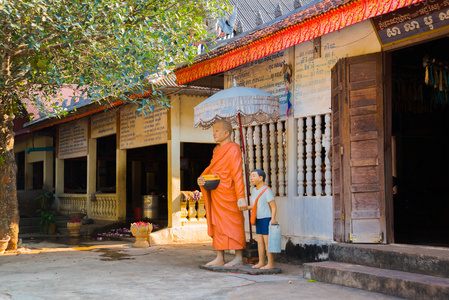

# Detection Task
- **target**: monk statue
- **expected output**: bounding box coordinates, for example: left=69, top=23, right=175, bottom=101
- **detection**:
left=197, top=120, right=248, bottom=266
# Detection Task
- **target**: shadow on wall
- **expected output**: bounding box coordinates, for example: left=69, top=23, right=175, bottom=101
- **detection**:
left=17, top=190, right=54, bottom=217
left=283, top=239, right=330, bottom=263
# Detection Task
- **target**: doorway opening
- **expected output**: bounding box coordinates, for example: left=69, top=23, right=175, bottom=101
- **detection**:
left=390, top=37, right=449, bottom=247
left=126, top=144, right=168, bottom=222
left=97, top=135, right=116, bottom=192
left=180, top=142, right=216, bottom=191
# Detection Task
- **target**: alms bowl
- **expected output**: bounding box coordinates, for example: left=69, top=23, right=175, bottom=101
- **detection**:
left=202, top=174, right=220, bottom=190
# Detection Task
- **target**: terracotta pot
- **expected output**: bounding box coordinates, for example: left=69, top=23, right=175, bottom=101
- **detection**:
left=130, top=223, right=153, bottom=247
left=0, top=235, right=10, bottom=254
left=67, top=222, right=82, bottom=237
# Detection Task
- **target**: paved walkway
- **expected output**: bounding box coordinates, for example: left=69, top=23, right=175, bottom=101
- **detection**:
left=0, top=238, right=404, bottom=300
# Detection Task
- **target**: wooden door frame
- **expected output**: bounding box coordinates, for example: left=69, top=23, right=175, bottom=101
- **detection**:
left=383, top=51, right=394, bottom=244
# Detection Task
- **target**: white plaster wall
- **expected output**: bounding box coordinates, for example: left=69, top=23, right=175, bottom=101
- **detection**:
left=245, top=195, right=333, bottom=247
left=294, top=20, right=382, bottom=118
left=176, top=94, right=215, bottom=144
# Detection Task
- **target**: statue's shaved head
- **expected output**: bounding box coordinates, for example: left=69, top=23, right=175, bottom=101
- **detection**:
left=216, top=120, right=232, bottom=135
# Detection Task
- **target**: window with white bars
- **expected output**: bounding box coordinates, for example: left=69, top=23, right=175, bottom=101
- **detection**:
left=233, top=120, right=287, bottom=197
left=296, top=114, right=332, bottom=197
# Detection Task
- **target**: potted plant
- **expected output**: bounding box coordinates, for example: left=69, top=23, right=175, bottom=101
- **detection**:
left=67, top=218, right=83, bottom=237
left=130, top=221, right=153, bottom=247
left=36, top=209, right=57, bottom=234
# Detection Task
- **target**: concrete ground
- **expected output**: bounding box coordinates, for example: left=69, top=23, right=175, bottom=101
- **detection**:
left=0, top=238, right=404, bottom=300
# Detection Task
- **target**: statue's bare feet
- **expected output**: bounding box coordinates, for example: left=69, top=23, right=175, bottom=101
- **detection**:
left=260, top=264, right=275, bottom=270
left=251, top=262, right=265, bottom=269
left=224, top=256, right=243, bottom=267
left=205, top=257, right=225, bottom=266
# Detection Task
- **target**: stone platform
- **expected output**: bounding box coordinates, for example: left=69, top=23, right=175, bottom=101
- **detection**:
left=199, top=264, right=282, bottom=275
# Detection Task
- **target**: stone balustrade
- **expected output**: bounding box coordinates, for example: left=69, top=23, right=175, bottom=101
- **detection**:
left=91, top=194, right=118, bottom=221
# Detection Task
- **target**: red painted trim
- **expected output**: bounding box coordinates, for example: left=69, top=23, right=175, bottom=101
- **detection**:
left=175, top=0, right=425, bottom=85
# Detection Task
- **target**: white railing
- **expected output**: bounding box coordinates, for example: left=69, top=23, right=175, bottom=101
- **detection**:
left=296, top=113, right=332, bottom=196
left=57, top=194, right=87, bottom=216
left=91, top=194, right=118, bottom=221
left=234, top=120, right=287, bottom=196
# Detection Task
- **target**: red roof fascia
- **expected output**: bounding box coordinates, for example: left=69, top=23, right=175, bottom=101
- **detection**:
left=175, top=0, right=425, bottom=85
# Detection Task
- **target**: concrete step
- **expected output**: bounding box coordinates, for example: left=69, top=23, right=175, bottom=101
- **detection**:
left=19, top=225, right=41, bottom=234
left=329, top=243, right=449, bottom=278
left=303, top=261, right=449, bottom=300
left=19, top=217, right=41, bottom=227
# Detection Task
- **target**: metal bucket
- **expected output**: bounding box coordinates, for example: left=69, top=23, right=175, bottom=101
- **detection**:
left=142, top=195, right=158, bottom=219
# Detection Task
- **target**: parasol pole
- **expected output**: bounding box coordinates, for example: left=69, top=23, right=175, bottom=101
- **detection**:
left=238, top=112, right=254, bottom=241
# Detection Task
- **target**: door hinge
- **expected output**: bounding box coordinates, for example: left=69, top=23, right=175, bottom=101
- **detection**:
left=340, top=145, right=344, bottom=155
left=341, top=211, right=345, bottom=221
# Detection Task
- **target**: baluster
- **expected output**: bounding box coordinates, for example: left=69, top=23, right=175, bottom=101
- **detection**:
left=247, top=126, right=254, bottom=172
left=112, top=197, right=117, bottom=218
left=180, top=199, right=188, bottom=225
left=277, top=121, right=285, bottom=196
left=269, top=122, right=278, bottom=195
left=315, top=115, right=323, bottom=196
left=254, top=125, right=262, bottom=170
left=297, top=118, right=305, bottom=196
left=188, top=199, right=198, bottom=221
left=324, top=113, right=332, bottom=196
left=262, top=124, right=270, bottom=186
left=283, top=121, right=288, bottom=195
left=197, top=198, right=206, bottom=220
left=234, top=128, right=240, bottom=147
left=306, top=117, right=313, bottom=195
left=242, top=126, right=247, bottom=154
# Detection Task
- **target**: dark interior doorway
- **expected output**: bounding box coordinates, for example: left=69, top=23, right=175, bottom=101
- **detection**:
left=97, top=135, right=116, bottom=191
left=32, top=161, right=43, bottom=190
left=391, top=37, right=449, bottom=247
left=180, top=142, right=216, bottom=191
left=126, top=144, right=168, bottom=221
left=64, top=157, right=87, bottom=193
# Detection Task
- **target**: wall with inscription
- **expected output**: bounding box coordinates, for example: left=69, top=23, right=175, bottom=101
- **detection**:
left=373, top=0, right=449, bottom=45
left=58, top=118, right=89, bottom=159
left=179, top=95, right=215, bottom=143
left=119, top=104, right=168, bottom=149
left=224, top=48, right=294, bottom=118
left=91, top=111, right=117, bottom=139
left=294, top=21, right=381, bottom=118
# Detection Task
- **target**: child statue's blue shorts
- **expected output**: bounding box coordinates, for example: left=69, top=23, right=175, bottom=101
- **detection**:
left=255, top=217, right=271, bottom=235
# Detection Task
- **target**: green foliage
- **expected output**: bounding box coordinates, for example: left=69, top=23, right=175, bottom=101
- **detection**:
left=35, top=192, right=56, bottom=233
left=0, top=0, right=230, bottom=116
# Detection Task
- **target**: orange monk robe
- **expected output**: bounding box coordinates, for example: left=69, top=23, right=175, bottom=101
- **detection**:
left=200, top=142, right=246, bottom=250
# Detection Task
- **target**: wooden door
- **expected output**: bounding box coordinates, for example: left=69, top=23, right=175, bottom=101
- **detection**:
left=331, top=60, right=345, bottom=242
left=332, top=53, right=386, bottom=243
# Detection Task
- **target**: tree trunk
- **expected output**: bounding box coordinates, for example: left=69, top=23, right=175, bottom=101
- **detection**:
left=0, top=106, right=19, bottom=251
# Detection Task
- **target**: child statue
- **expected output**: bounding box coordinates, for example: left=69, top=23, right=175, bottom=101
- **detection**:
left=248, top=169, right=277, bottom=270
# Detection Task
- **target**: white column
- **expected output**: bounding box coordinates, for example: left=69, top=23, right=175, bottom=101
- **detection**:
left=297, top=118, right=304, bottom=196
left=168, top=97, right=181, bottom=228
left=86, top=138, right=97, bottom=218
left=306, top=116, right=313, bottom=196
left=247, top=126, right=254, bottom=172
left=254, top=125, right=262, bottom=170
left=234, top=128, right=241, bottom=147
left=269, top=122, right=277, bottom=195
left=283, top=121, right=288, bottom=194
left=116, top=148, right=127, bottom=221
left=314, top=115, right=323, bottom=196
left=324, top=113, right=332, bottom=196
left=277, top=121, right=284, bottom=196
left=262, top=124, right=270, bottom=185
left=55, top=158, right=64, bottom=212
